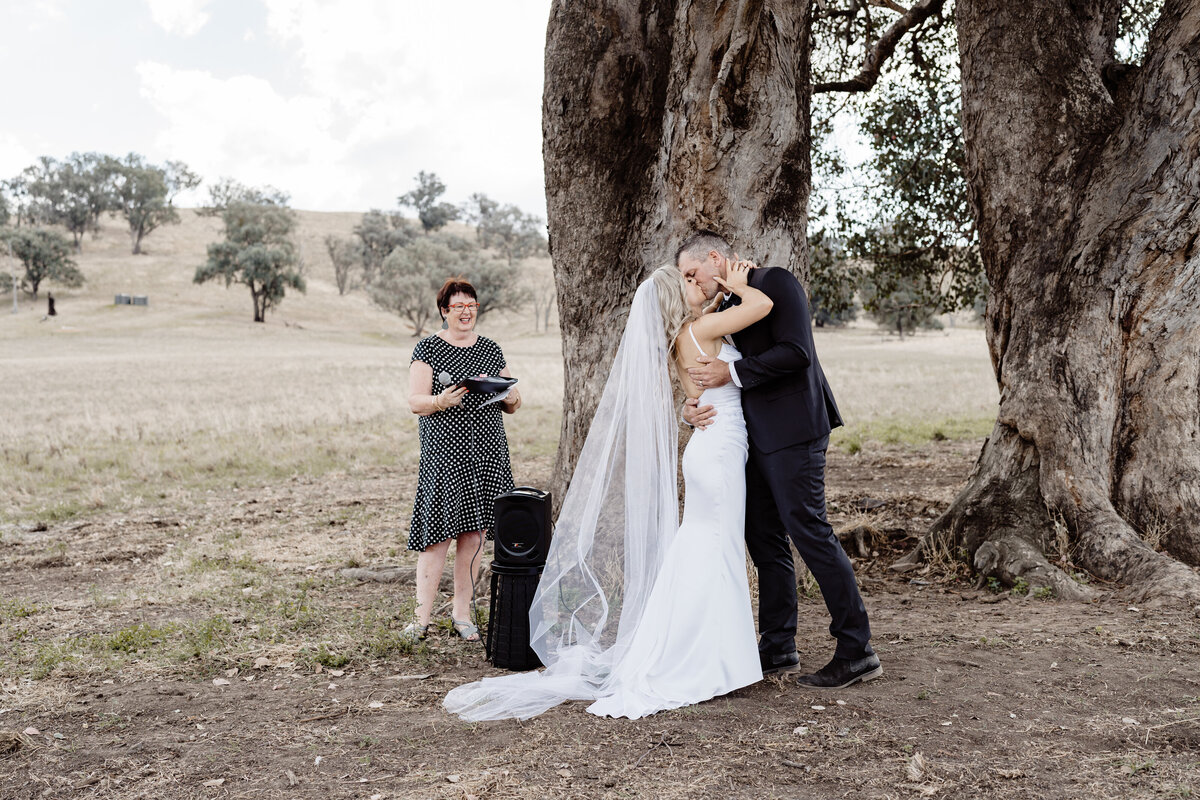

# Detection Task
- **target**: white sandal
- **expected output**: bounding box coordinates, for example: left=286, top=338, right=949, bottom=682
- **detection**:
left=400, top=622, right=429, bottom=642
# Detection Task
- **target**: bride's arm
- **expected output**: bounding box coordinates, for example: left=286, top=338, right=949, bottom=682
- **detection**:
left=692, top=269, right=772, bottom=339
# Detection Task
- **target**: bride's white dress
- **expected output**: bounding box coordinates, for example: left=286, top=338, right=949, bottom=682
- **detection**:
left=586, top=338, right=761, bottom=718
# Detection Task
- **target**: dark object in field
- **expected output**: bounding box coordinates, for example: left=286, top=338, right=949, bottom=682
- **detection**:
left=47, top=293, right=55, bottom=316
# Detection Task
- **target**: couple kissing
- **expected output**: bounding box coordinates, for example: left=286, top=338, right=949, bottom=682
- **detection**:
left=445, top=230, right=879, bottom=721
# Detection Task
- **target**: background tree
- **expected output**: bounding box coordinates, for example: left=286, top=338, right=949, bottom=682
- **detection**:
left=2, top=175, right=32, bottom=227
left=24, top=153, right=114, bottom=252
left=462, top=254, right=531, bottom=319
left=860, top=273, right=942, bottom=336
left=324, top=235, right=362, bottom=296
left=0, top=185, right=9, bottom=228
left=398, top=171, right=459, bottom=234
left=197, top=178, right=289, bottom=216
left=2, top=228, right=84, bottom=298
left=463, top=193, right=549, bottom=265
left=353, top=209, right=413, bottom=283
left=544, top=0, right=813, bottom=496
left=462, top=193, right=545, bottom=324
left=367, top=235, right=469, bottom=336
left=109, top=154, right=201, bottom=254
left=528, top=273, right=557, bottom=333
left=807, top=228, right=859, bottom=326
left=809, top=4, right=984, bottom=328
left=194, top=194, right=305, bottom=323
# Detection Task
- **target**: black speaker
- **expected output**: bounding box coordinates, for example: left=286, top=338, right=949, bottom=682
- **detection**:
left=493, top=486, right=552, bottom=568
left=486, top=563, right=544, bottom=671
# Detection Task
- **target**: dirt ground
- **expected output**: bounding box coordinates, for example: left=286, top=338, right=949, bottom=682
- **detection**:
left=2, top=441, right=1199, bottom=799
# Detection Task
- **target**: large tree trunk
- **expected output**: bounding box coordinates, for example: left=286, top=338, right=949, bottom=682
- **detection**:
left=543, top=0, right=813, bottom=501
left=922, top=0, right=1200, bottom=603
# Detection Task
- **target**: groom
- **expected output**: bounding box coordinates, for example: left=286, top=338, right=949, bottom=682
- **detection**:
left=678, top=230, right=880, bottom=689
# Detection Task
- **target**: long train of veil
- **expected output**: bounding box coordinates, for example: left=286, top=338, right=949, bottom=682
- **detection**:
left=443, top=276, right=679, bottom=721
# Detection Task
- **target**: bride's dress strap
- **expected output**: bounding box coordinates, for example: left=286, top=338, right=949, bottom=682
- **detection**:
left=687, top=323, right=708, bottom=356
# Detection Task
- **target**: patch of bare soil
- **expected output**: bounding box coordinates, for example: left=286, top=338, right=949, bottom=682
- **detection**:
left=2, top=442, right=1199, bottom=799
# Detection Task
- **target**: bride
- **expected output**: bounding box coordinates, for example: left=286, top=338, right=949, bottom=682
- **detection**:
left=444, top=259, right=772, bottom=720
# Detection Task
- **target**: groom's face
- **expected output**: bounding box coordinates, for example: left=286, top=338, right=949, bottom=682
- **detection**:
left=677, top=250, right=726, bottom=301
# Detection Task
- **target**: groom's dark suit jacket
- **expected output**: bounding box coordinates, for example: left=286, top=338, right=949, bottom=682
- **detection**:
left=725, top=267, right=842, bottom=453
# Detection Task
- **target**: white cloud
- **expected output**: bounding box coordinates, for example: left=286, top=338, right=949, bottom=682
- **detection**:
left=0, top=133, right=37, bottom=180
left=136, top=61, right=359, bottom=208
left=259, top=0, right=550, bottom=215
left=145, top=0, right=213, bottom=37
left=34, top=1, right=65, bottom=20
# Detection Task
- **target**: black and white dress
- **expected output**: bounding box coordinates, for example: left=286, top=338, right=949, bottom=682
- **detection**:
left=408, top=333, right=515, bottom=552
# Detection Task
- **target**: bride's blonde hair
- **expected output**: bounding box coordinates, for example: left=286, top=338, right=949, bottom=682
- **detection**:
left=650, top=264, right=695, bottom=359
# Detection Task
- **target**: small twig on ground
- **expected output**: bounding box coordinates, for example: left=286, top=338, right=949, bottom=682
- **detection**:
left=344, top=773, right=400, bottom=783
left=1144, top=716, right=1200, bottom=731
left=296, top=707, right=351, bottom=724
left=633, top=732, right=674, bottom=768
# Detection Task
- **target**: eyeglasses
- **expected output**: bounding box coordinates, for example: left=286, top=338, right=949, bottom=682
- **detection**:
left=447, top=302, right=480, bottom=312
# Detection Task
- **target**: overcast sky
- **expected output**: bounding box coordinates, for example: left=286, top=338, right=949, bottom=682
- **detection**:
left=0, top=0, right=553, bottom=217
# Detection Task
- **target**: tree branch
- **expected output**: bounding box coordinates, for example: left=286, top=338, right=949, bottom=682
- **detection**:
left=814, top=0, right=944, bottom=94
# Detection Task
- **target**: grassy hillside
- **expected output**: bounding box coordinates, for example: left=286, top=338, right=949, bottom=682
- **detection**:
left=0, top=210, right=562, bottom=524
left=0, top=210, right=551, bottom=335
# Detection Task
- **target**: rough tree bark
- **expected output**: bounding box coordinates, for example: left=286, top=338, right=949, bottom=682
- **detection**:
left=918, top=0, right=1200, bottom=602
left=543, top=0, right=813, bottom=500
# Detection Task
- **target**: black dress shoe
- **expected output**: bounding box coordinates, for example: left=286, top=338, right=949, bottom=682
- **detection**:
left=795, top=654, right=882, bottom=689
left=760, top=650, right=801, bottom=675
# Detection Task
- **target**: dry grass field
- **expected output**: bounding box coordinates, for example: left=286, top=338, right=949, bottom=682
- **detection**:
left=2, top=212, right=1197, bottom=800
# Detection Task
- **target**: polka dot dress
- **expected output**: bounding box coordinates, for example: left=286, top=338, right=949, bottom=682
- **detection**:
left=408, top=333, right=515, bottom=552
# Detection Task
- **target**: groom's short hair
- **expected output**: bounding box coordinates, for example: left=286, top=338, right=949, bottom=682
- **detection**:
left=675, top=230, right=733, bottom=265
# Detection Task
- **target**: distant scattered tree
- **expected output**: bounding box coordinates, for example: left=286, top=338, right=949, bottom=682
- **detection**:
left=24, top=153, right=114, bottom=252
left=368, top=235, right=469, bottom=336
left=194, top=195, right=305, bottom=323
left=17, top=159, right=57, bottom=227
left=398, top=171, right=459, bottom=234
left=109, top=154, right=201, bottom=254
left=0, top=187, right=9, bottom=228
left=196, top=178, right=289, bottom=216
left=463, top=193, right=548, bottom=265
left=527, top=273, right=557, bottom=332
left=860, top=273, right=943, bottom=337
left=807, top=227, right=859, bottom=327
left=463, top=254, right=530, bottom=319
left=324, top=235, right=362, bottom=296
left=2, top=228, right=84, bottom=298
left=2, top=176, right=31, bottom=227
left=354, top=209, right=414, bottom=283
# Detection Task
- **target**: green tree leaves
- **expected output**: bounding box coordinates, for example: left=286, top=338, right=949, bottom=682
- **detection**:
left=369, top=235, right=468, bottom=336
left=194, top=190, right=305, bottom=323
left=398, top=171, right=460, bottom=234
left=109, top=155, right=201, bottom=255
left=2, top=228, right=84, bottom=298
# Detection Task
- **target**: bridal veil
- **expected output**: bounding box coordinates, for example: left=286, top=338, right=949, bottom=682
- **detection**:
left=443, top=277, right=679, bottom=721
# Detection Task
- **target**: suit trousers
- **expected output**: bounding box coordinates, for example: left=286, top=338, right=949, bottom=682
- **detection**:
left=745, top=434, right=874, bottom=660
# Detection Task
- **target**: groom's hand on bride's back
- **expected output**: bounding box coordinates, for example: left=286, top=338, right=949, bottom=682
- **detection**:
left=683, top=397, right=717, bottom=429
